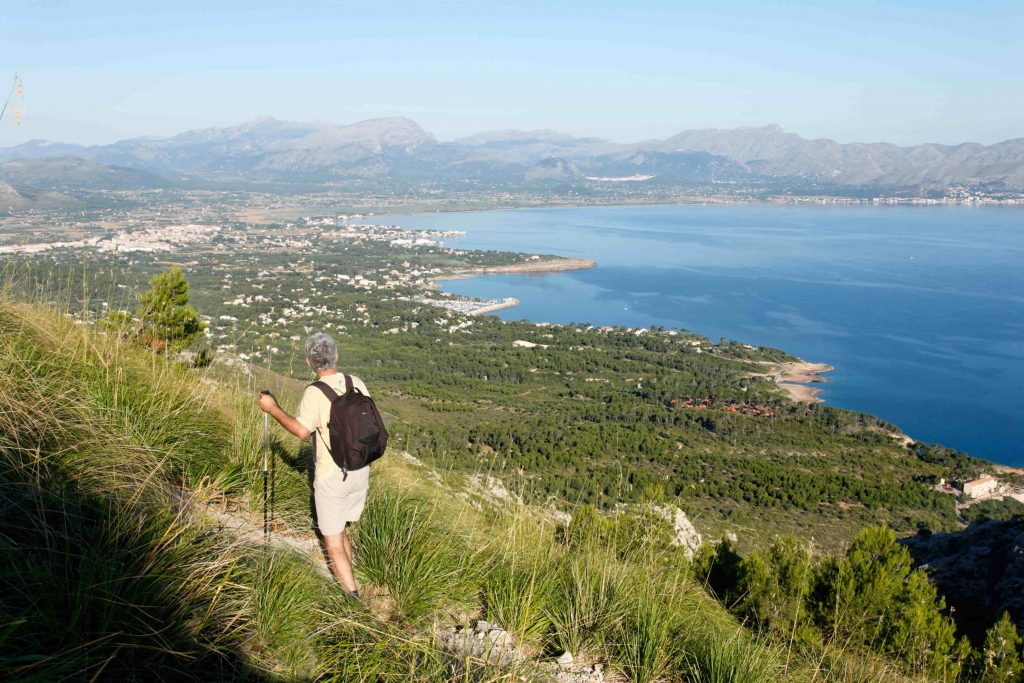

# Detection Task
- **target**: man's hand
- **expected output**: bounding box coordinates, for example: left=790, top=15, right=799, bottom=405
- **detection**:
left=258, top=391, right=278, bottom=414
left=258, top=390, right=310, bottom=440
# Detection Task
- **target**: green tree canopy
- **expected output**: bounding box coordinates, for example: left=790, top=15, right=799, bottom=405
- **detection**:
left=137, top=267, right=204, bottom=352
left=976, top=612, right=1023, bottom=683
left=810, top=526, right=964, bottom=679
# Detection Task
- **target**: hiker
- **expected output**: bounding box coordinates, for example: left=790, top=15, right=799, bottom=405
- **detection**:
left=258, top=332, right=371, bottom=596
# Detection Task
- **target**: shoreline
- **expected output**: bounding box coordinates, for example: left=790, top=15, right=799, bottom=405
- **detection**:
left=406, top=198, right=1020, bottom=222
left=428, top=257, right=597, bottom=291
left=433, top=256, right=597, bottom=283
left=469, top=297, right=520, bottom=316
left=766, top=361, right=834, bottom=403
left=429, top=258, right=838, bottom=407
left=424, top=256, right=596, bottom=316
left=401, top=209, right=1017, bottom=468
left=238, top=197, right=1024, bottom=224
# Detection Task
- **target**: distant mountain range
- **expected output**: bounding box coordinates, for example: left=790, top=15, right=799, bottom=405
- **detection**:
left=2, top=117, right=1023, bottom=196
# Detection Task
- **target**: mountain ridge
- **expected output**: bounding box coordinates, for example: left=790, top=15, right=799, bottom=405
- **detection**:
left=3, top=117, right=1023, bottom=192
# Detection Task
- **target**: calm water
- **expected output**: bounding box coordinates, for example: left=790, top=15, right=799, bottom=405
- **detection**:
left=375, top=205, right=1024, bottom=466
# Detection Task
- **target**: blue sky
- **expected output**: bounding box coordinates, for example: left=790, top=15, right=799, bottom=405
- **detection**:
left=1, top=0, right=1021, bottom=146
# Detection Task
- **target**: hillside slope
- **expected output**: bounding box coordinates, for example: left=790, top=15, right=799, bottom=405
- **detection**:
left=0, top=296, right=939, bottom=682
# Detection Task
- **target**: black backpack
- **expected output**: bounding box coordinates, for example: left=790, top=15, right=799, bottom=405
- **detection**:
left=310, top=375, right=389, bottom=479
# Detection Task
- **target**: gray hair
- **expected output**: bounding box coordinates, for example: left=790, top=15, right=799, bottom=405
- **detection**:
left=305, top=332, right=338, bottom=372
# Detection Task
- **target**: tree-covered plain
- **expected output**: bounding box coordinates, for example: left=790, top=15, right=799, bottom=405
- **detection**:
left=5, top=216, right=994, bottom=554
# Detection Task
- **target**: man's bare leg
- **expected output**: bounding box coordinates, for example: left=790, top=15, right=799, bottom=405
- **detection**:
left=323, top=531, right=357, bottom=592
left=341, top=529, right=354, bottom=565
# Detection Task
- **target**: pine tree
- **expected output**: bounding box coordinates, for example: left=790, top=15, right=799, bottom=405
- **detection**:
left=977, top=612, right=1023, bottom=683
left=137, top=267, right=204, bottom=352
left=809, top=526, right=966, bottom=678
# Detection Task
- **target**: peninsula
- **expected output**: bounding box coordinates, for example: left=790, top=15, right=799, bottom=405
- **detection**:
left=431, top=256, right=597, bottom=284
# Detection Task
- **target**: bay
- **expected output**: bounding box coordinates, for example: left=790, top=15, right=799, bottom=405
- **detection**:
left=375, top=204, right=1024, bottom=466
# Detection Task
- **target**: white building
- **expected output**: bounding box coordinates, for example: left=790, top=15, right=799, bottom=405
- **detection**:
left=963, top=476, right=998, bottom=499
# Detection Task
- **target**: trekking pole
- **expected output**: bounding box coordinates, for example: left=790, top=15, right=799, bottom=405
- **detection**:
left=263, top=409, right=270, bottom=546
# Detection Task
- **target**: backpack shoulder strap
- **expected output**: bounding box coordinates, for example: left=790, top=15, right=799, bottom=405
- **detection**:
left=310, top=380, right=338, bottom=401
left=344, top=374, right=356, bottom=395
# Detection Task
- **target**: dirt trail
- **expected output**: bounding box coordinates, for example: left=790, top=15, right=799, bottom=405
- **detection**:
left=191, top=483, right=606, bottom=682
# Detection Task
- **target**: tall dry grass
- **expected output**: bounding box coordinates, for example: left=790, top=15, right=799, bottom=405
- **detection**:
left=0, top=275, right=932, bottom=682
left=0, top=295, right=508, bottom=680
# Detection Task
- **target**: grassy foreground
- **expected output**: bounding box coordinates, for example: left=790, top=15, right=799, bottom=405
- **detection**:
left=0, top=296, right=923, bottom=682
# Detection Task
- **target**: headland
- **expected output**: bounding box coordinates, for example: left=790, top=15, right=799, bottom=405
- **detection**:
left=431, top=256, right=597, bottom=286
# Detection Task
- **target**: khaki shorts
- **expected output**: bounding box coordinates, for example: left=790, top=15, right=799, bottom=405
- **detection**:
left=313, top=466, right=370, bottom=537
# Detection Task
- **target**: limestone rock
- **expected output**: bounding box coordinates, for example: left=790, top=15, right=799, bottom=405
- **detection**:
left=652, top=504, right=703, bottom=558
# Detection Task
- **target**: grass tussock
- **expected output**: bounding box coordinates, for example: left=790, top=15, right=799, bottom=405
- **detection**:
left=545, top=557, right=626, bottom=658
left=354, top=485, right=477, bottom=623
left=682, top=629, right=781, bottom=683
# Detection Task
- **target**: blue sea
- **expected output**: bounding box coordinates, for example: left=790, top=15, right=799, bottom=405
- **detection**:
left=375, top=205, right=1024, bottom=466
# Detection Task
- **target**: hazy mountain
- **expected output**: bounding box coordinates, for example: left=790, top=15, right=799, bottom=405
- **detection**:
left=2, top=118, right=1022, bottom=192
left=0, top=180, right=30, bottom=211
left=524, top=157, right=582, bottom=183
left=0, top=139, right=87, bottom=162
left=657, top=124, right=1024, bottom=189
left=85, top=117, right=437, bottom=177
left=0, top=179, right=77, bottom=214
left=582, top=150, right=749, bottom=184
left=453, top=129, right=621, bottom=165
left=0, top=157, right=168, bottom=190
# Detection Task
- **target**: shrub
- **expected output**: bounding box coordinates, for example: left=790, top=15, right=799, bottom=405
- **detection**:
left=810, top=526, right=965, bottom=679
left=137, top=267, right=205, bottom=352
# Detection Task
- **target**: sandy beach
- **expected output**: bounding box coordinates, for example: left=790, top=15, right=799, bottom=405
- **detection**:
left=765, top=361, right=833, bottom=403
left=431, top=257, right=597, bottom=286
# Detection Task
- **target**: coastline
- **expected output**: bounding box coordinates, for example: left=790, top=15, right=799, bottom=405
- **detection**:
left=430, top=256, right=838, bottom=406
left=238, top=197, right=1024, bottom=225
left=469, top=297, right=520, bottom=316
left=767, top=361, right=834, bottom=403
left=399, top=206, right=1018, bottom=467
left=418, top=257, right=594, bottom=317
left=431, top=256, right=597, bottom=286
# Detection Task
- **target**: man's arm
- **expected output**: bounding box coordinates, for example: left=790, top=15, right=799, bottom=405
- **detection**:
left=258, top=392, right=311, bottom=440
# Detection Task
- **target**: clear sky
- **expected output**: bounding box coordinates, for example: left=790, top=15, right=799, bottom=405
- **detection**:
left=1, top=0, right=1022, bottom=146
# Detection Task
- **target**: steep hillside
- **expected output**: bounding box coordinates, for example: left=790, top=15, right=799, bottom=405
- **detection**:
left=0, top=178, right=76, bottom=213
left=0, top=295, right=947, bottom=682
left=902, top=519, right=1024, bottom=644
left=0, top=296, right=823, bottom=679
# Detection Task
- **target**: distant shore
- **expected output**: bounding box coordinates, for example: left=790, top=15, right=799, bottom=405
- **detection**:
left=469, top=297, right=520, bottom=316
left=237, top=196, right=1024, bottom=225
left=432, top=257, right=597, bottom=285
left=433, top=259, right=837, bottom=406
left=765, top=361, right=834, bottom=403
left=423, top=257, right=594, bottom=316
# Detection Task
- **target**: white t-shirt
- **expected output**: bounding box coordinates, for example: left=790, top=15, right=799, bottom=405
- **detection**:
left=295, top=372, right=371, bottom=483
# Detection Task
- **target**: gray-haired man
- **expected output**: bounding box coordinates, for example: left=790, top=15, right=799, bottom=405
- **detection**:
left=258, top=332, right=371, bottom=595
